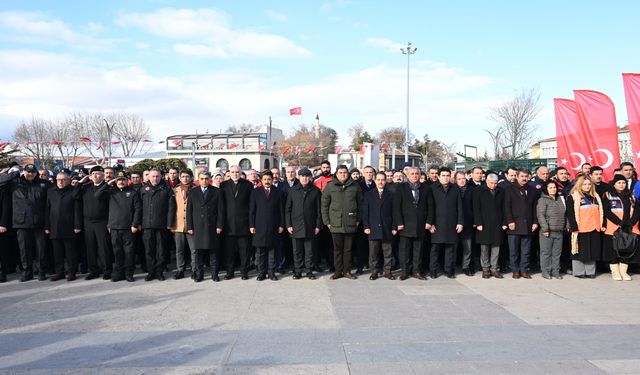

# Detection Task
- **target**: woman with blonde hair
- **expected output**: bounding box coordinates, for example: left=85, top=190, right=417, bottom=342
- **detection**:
left=566, top=175, right=605, bottom=278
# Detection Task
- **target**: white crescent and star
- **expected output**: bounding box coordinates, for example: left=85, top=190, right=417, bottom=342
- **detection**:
left=569, top=152, right=586, bottom=171
left=594, top=148, right=614, bottom=169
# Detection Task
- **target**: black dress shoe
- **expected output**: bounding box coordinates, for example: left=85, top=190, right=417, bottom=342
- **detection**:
left=269, top=272, right=278, bottom=281
left=277, top=268, right=286, bottom=275
left=0, top=273, right=6, bottom=283
left=111, top=275, right=124, bottom=282
left=292, top=272, right=301, bottom=280
left=37, top=272, right=46, bottom=281
left=307, top=272, right=316, bottom=280
left=224, top=274, right=234, bottom=280
left=369, top=273, right=378, bottom=280
left=126, top=275, right=135, bottom=282
left=463, top=268, right=474, bottom=277
left=212, top=274, right=220, bottom=282
left=50, top=274, right=65, bottom=282
left=102, top=273, right=111, bottom=280
left=173, top=271, right=184, bottom=280
left=587, top=274, right=596, bottom=279
left=399, top=273, right=408, bottom=280
left=157, top=272, right=165, bottom=281
left=195, top=273, right=204, bottom=282
left=67, top=274, right=77, bottom=281
left=429, top=272, right=438, bottom=279
left=446, top=273, right=456, bottom=279
left=355, top=268, right=364, bottom=276
left=85, top=273, right=99, bottom=281
left=241, top=274, right=249, bottom=280
left=256, top=274, right=266, bottom=281
left=144, top=274, right=155, bottom=281
left=330, top=273, right=343, bottom=280
left=20, top=272, right=33, bottom=282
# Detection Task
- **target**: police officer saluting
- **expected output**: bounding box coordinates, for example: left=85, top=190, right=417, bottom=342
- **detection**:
left=95, top=171, right=142, bottom=282
left=0, top=164, right=51, bottom=281
left=45, top=170, right=82, bottom=281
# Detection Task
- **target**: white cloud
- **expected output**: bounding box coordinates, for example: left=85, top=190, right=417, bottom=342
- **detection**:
left=0, top=11, right=108, bottom=50
left=366, top=37, right=405, bottom=53
left=117, top=8, right=309, bottom=59
left=0, top=49, right=507, bottom=153
left=265, top=9, right=287, bottom=22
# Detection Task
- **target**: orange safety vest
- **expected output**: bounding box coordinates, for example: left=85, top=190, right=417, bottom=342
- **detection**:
left=604, top=192, right=640, bottom=236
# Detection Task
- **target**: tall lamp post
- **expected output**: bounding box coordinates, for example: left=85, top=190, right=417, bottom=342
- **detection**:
left=103, top=119, right=115, bottom=167
left=401, top=42, right=417, bottom=163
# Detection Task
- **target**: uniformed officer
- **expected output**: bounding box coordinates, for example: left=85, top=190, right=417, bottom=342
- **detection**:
left=95, top=171, right=142, bottom=282
left=140, top=168, right=172, bottom=281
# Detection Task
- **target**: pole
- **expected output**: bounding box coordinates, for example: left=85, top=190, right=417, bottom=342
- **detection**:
left=269, top=116, right=273, bottom=167
left=401, top=42, right=417, bottom=164
left=103, top=119, right=114, bottom=167
left=391, top=142, right=396, bottom=170
left=191, top=142, right=196, bottom=171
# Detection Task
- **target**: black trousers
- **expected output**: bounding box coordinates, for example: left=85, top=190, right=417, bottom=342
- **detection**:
left=143, top=229, right=166, bottom=276
left=293, top=238, right=314, bottom=273
left=314, top=227, right=334, bottom=270
left=16, top=229, right=47, bottom=274
left=255, top=247, right=275, bottom=274
left=224, top=235, right=251, bottom=276
left=431, top=243, right=455, bottom=274
left=84, top=220, right=112, bottom=275
left=332, top=233, right=354, bottom=275
left=354, top=224, right=368, bottom=270
left=111, top=230, right=135, bottom=277
left=134, top=231, right=146, bottom=270
left=369, top=240, right=393, bottom=272
left=51, top=238, right=77, bottom=275
left=199, top=248, right=220, bottom=275
left=0, top=233, right=17, bottom=274
left=399, top=236, right=423, bottom=275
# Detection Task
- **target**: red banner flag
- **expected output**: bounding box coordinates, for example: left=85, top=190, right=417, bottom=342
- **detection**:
left=573, top=90, right=621, bottom=181
left=79, top=137, right=92, bottom=143
left=289, top=107, right=302, bottom=116
left=623, top=73, right=640, bottom=161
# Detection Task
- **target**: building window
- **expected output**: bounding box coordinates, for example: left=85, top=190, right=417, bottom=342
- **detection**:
left=239, top=158, right=252, bottom=170
left=264, top=159, right=270, bottom=169
left=216, top=158, right=229, bottom=172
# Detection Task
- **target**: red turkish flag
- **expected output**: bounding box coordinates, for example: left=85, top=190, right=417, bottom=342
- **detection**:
left=623, top=73, right=640, bottom=161
left=289, top=107, right=302, bottom=116
left=573, top=90, right=620, bottom=181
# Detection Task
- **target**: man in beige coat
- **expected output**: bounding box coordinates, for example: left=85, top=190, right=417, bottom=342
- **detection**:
left=168, top=170, right=196, bottom=279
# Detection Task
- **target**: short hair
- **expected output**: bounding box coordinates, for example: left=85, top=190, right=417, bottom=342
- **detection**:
left=179, top=169, right=193, bottom=177
left=454, top=171, right=466, bottom=180
left=363, top=165, right=376, bottom=173
left=320, top=160, right=331, bottom=166
left=590, top=166, right=603, bottom=173
left=428, top=165, right=440, bottom=172
left=261, top=170, right=273, bottom=179
left=335, top=165, right=349, bottom=174
left=56, top=171, right=70, bottom=179
left=505, top=166, right=518, bottom=174
left=149, top=168, right=162, bottom=174
left=168, top=167, right=179, bottom=173
left=438, top=166, right=452, bottom=175
left=129, top=170, right=142, bottom=177
left=486, top=173, right=499, bottom=181
left=620, top=162, right=634, bottom=169
left=581, top=162, right=592, bottom=168
left=555, top=166, right=568, bottom=173
left=470, top=166, right=484, bottom=174
left=517, top=168, right=531, bottom=176
left=613, top=167, right=621, bottom=173
left=375, top=171, right=386, bottom=179
left=407, top=166, right=421, bottom=173
left=198, top=171, right=211, bottom=178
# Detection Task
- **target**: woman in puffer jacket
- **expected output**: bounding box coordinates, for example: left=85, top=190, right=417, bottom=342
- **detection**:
left=536, top=181, right=567, bottom=279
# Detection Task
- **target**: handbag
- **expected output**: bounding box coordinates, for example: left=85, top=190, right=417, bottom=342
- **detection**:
left=612, top=227, right=638, bottom=260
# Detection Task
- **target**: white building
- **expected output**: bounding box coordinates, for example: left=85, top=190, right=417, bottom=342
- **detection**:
left=165, top=127, right=284, bottom=172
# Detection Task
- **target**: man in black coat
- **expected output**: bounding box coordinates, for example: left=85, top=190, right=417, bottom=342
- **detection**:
left=250, top=171, right=285, bottom=281
left=504, top=168, right=539, bottom=279
left=140, top=169, right=172, bottom=281
left=363, top=171, right=396, bottom=280
left=392, top=166, right=432, bottom=280
left=187, top=171, right=224, bottom=282
left=473, top=174, right=506, bottom=278
left=285, top=168, right=322, bottom=280
left=45, top=171, right=82, bottom=281
left=0, top=164, right=51, bottom=281
left=76, top=165, right=113, bottom=280
left=459, top=167, right=483, bottom=275
left=427, top=167, right=464, bottom=279
left=95, top=171, right=142, bottom=282
left=220, top=165, right=254, bottom=280
left=0, top=175, right=14, bottom=282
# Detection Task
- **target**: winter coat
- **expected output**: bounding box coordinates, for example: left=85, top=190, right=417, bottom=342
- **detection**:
left=45, top=185, right=82, bottom=239
left=503, top=182, right=539, bottom=235
left=0, top=171, right=50, bottom=229
left=472, top=185, right=505, bottom=246
left=321, top=177, right=362, bottom=234
left=536, top=193, right=567, bottom=233
left=392, top=182, right=431, bottom=238
left=187, top=186, right=225, bottom=249
left=95, top=184, right=142, bottom=230
left=428, top=183, right=464, bottom=244
left=219, top=178, right=253, bottom=236
left=362, top=187, right=395, bottom=241
left=139, top=181, right=171, bottom=229
left=285, top=183, right=323, bottom=239
left=249, top=186, right=285, bottom=247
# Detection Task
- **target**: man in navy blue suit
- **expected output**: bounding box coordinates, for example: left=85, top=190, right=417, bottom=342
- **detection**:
left=363, top=172, right=397, bottom=280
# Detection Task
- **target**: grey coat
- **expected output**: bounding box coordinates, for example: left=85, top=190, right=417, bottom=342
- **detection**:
left=536, top=193, right=567, bottom=233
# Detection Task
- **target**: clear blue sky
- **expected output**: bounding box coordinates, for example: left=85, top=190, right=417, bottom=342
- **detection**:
left=1, top=0, right=638, bottom=154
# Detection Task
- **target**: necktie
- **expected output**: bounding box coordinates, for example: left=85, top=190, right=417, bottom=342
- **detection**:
left=202, top=188, right=207, bottom=198
left=265, top=188, right=270, bottom=198
left=379, top=190, right=383, bottom=200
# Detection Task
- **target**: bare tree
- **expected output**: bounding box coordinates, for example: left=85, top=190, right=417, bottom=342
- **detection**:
left=489, top=88, right=542, bottom=159
left=376, top=126, right=414, bottom=147
left=226, top=123, right=260, bottom=133
left=484, top=127, right=504, bottom=160
left=108, top=112, right=151, bottom=157
left=282, top=124, right=338, bottom=166
left=13, top=117, right=56, bottom=169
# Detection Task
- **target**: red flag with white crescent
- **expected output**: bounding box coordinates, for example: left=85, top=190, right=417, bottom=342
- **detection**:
left=289, top=107, right=302, bottom=116
left=623, top=73, right=640, bottom=162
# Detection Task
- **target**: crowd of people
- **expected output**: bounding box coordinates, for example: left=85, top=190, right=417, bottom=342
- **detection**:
left=0, top=158, right=639, bottom=284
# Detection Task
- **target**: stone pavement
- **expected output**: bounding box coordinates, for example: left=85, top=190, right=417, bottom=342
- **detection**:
left=1, top=270, right=640, bottom=374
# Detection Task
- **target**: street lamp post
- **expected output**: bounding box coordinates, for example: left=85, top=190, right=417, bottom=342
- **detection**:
left=103, top=119, right=115, bottom=167
left=401, top=42, right=417, bottom=163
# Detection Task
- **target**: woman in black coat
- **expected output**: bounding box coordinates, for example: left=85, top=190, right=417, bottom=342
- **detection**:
left=186, top=173, right=225, bottom=281
left=472, top=175, right=505, bottom=278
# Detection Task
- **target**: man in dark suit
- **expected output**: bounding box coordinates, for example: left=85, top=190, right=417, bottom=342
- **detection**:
left=363, top=171, right=396, bottom=280
left=504, top=168, right=539, bottom=279
left=250, top=170, right=285, bottom=281
left=393, top=166, right=432, bottom=280
left=140, top=169, right=171, bottom=281
left=220, top=165, right=253, bottom=280
left=0, top=178, right=12, bottom=283
left=187, top=171, right=224, bottom=282
left=285, top=168, right=322, bottom=280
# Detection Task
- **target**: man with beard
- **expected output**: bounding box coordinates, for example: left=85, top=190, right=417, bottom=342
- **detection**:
left=168, top=170, right=195, bottom=279
left=313, top=160, right=334, bottom=272
left=167, top=168, right=180, bottom=188
left=0, top=164, right=51, bottom=281
left=590, top=166, right=609, bottom=196
left=220, top=165, right=254, bottom=280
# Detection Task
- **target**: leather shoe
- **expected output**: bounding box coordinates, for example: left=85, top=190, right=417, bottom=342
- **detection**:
left=463, top=268, right=474, bottom=277
left=20, top=272, right=34, bottom=282
left=212, top=274, right=220, bottom=282
left=269, top=272, right=278, bottom=281
left=446, top=273, right=456, bottom=279
left=224, top=274, right=234, bottom=280
left=330, top=273, right=343, bottom=280
left=126, top=275, right=135, bottom=282
left=67, top=274, right=77, bottom=281
left=429, top=272, right=439, bottom=279
left=399, top=273, right=408, bottom=280
left=413, top=273, right=426, bottom=280
left=50, top=273, right=65, bottom=282
left=144, top=274, right=155, bottom=281
left=491, top=271, right=503, bottom=279
left=384, top=271, right=396, bottom=280
left=157, top=272, right=165, bottom=281
left=482, top=271, right=491, bottom=279
left=541, top=273, right=551, bottom=280
left=292, top=272, right=301, bottom=280
left=369, top=272, right=378, bottom=280
left=256, top=274, right=266, bottom=281
left=102, top=273, right=111, bottom=280
left=520, top=272, right=531, bottom=279
left=344, top=272, right=357, bottom=279
left=241, top=274, right=249, bottom=280
left=195, top=273, right=204, bottom=282
left=111, top=275, right=124, bottom=282
left=355, top=268, right=364, bottom=276
left=512, top=272, right=521, bottom=279
left=38, top=272, right=47, bottom=281
left=173, top=271, right=184, bottom=280
left=307, top=272, right=316, bottom=280
left=587, top=274, right=596, bottom=279
left=85, top=273, right=99, bottom=281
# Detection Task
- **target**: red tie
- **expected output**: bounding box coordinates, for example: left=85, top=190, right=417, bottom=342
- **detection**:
left=265, top=188, right=270, bottom=198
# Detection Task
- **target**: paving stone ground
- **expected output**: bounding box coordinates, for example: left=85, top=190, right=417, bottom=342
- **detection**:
left=1, top=269, right=639, bottom=374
